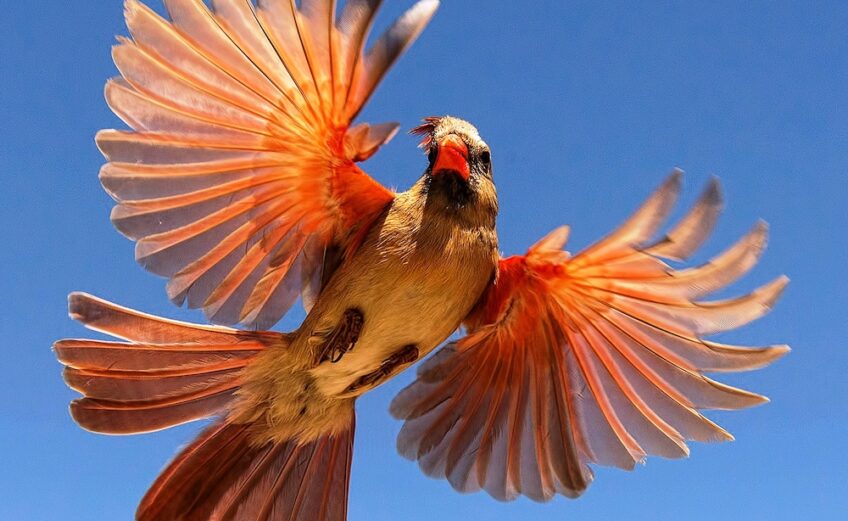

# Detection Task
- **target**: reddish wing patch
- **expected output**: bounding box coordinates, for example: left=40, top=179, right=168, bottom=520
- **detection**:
left=392, top=173, right=789, bottom=501
left=100, top=0, right=439, bottom=328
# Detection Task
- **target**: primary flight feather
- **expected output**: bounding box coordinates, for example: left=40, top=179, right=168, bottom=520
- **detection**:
left=55, top=1, right=788, bottom=519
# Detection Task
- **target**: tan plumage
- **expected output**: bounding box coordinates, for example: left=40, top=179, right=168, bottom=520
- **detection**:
left=233, top=153, right=499, bottom=442
left=391, top=172, right=788, bottom=501
left=54, top=1, right=788, bottom=519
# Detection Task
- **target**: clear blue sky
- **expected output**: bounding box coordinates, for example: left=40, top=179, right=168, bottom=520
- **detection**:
left=1, top=1, right=846, bottom=520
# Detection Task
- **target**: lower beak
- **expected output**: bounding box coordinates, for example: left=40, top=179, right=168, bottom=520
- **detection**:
left=432, top=134, right=470, bottom=181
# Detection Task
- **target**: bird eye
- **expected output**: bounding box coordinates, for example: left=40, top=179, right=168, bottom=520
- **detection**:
left=428, top=145, right=438, bottom=164
left=480, top=150, right=491, bottom=167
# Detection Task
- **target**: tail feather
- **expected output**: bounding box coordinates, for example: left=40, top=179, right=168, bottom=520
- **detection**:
left=66, top=292, right=281, bottom=345
left=55, top=292, right=283, bottom=434
left=137, top=415, right=355, bottom=521
left=57, top=292, right=356, bottom=518
left=68, top=387, right=238, bottom=435
left=62, top=364, right=245, bottom=402
left=54, top=338, right=259, bottom=372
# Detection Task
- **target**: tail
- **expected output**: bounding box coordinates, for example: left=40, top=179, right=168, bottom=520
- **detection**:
left=137, top=415, right=354, bottom=521
left=55, top=292, right=356, bottom=521
left=55, top=292, right=278, bottom=434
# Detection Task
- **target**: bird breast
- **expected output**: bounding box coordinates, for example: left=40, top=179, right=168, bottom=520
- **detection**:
left=305, top=189, right=499, bottom=398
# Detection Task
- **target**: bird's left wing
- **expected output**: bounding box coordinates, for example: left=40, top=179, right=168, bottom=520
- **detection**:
left=391, top=172, right=789, bottom=501
left=99, top=0, right=438, bottom=328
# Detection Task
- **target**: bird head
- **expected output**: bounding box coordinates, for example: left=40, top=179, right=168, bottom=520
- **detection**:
left=412, top=116, right=498, bottom=223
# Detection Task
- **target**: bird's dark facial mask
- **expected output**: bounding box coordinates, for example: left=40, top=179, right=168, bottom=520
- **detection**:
left=430, top=134, right=470, bottom=181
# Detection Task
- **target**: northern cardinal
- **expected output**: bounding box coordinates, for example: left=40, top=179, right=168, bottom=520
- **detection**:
left=55, top=1, right=789, bottom=519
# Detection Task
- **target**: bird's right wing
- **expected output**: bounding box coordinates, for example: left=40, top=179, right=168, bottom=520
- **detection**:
left=99, top=0, right=439, bottom=328
left=391, top=173, right=789, bottom=502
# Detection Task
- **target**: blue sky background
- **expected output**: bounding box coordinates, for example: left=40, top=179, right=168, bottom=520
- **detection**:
left=1, top=1, right=846, bottom=520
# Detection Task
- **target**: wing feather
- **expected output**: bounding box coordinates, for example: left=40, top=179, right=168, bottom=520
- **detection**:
left=392, top=174, right=788, bottom=501
left=101, top=0, right=439, bottom=327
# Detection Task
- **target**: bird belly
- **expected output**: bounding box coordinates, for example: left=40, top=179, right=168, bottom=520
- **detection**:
left=306, top=230, right=496, bottom=398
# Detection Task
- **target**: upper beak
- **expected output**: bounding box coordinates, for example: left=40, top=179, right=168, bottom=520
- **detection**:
left=432, top=134, right=470, bottom=181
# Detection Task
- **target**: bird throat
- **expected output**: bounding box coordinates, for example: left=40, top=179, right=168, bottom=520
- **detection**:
left=426, top=171, right=475, bottom=208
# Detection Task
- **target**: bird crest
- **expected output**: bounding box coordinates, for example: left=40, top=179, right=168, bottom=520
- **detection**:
left=410, top=116, right=442, bottom=149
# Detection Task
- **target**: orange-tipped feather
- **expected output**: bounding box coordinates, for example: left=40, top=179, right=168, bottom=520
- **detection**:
left=100, top=0, right=439, bottom=328
left=392, top=174, right=788, bottom=502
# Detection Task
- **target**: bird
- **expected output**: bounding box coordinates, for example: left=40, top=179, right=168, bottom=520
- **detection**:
left=54, top=0, right=789, bottom=519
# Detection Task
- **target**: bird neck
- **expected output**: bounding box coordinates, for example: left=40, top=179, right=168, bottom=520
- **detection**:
left=413, top=175, right=499, bottom=231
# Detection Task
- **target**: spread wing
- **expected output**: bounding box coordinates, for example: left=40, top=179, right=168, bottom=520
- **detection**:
left=391, top=172, right=789, bottom=502
left=99, top=0, right=439, bottom=328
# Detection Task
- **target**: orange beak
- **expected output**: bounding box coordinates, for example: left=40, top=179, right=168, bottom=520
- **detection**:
left=432, top=134, right=470, bottom=181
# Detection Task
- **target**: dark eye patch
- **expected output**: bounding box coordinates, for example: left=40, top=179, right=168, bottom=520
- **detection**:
left=428, top=145, right=438, bottom=164
left=480, top=149, right=491, bottom=166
